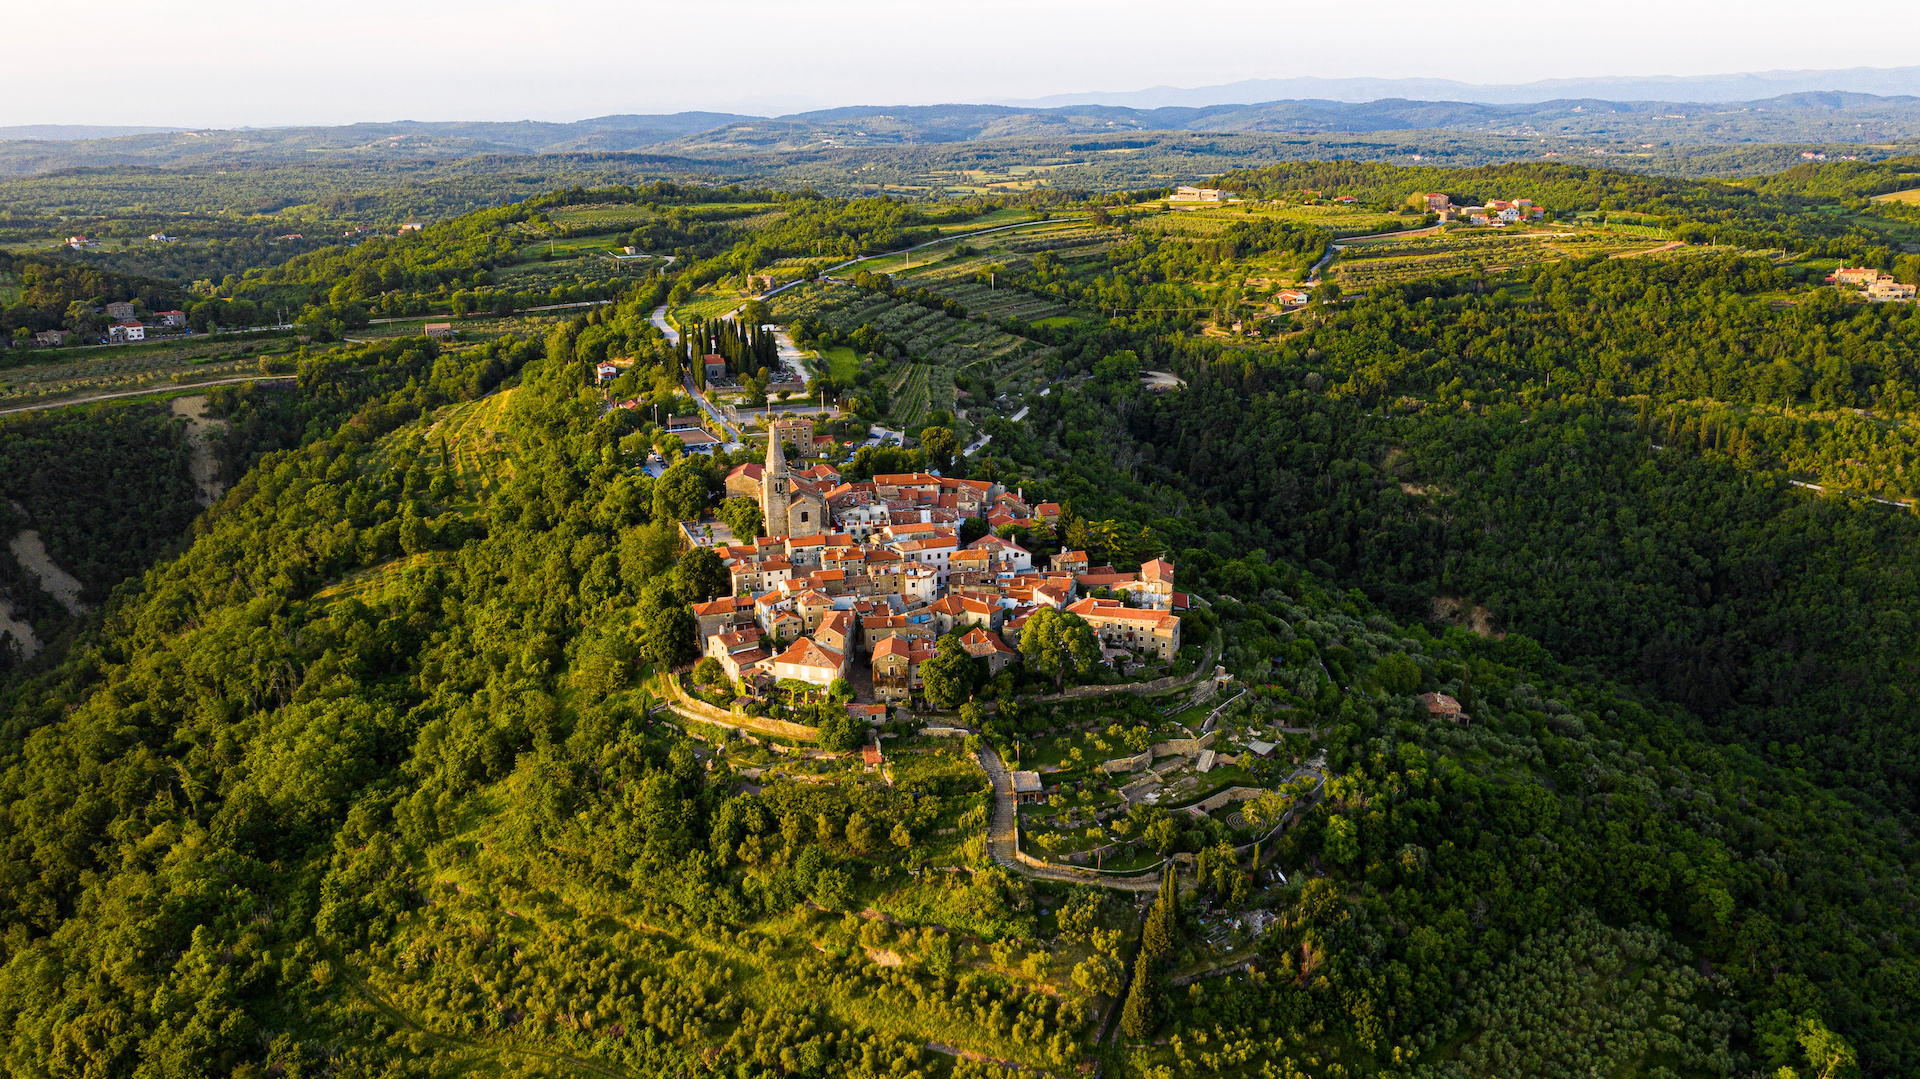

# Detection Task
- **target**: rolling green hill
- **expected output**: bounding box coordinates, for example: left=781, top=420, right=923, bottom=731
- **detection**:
left=0, top=160, right=1916, bottom=1079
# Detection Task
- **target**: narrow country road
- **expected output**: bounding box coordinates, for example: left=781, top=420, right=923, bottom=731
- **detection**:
left=650, top=304, right=679, bottom=346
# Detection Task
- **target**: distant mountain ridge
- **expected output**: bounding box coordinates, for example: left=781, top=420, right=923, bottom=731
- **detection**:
left=1001, top=66, right=1920, bottom=108
left=0, top=124, right=190, bottom=141
left=5, top=92, right=1920, bottom=177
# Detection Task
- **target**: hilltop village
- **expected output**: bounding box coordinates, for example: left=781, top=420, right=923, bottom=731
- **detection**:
left=690, top=431, right=1187, bottom=708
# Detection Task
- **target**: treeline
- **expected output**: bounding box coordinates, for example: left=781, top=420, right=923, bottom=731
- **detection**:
left=677, top=314, right=779, bottom=382
left=0, top=402, right=197, bottom=605
left=1213, top=159, right=1910, bottom=256
left=0, top=250, right=186, bottom=338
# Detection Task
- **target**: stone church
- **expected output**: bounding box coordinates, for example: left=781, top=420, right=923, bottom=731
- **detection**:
left=751, top=430, right=825, bottom=538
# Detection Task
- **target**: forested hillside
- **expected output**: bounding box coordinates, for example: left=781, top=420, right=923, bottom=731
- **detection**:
left=0, top=160, right=1916, bottom=1079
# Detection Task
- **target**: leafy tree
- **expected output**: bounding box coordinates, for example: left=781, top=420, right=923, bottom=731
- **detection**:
left=1799, top=1016, right=1858, bottom=1079
left=672, top=546, right=729, bottom=604
left=920, top=426, right=958, bottom=473
left=817, top=710, right=861, bottom=753
left=1323, top=814, right=1360, bottom=864
left=1072, top=953, right=1124, bottom=997
left=620, top=521, right=679, bottom=592
left=1374, top=651, right=1421, bottom=694
left=692, top=656, right=726, bottom=689
left=652, top=461, right=707, bottom=522
left=1019, top=608, right=1101, bottom=690
left=717, top=495, right=763, bottom=540
left=1119, top=951, right=1158, bottom=1039
left=638, top=601, right=696, bottom=669
left=919, top=632, right=978, bottom=710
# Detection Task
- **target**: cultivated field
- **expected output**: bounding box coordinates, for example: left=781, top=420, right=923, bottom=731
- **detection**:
left=771, top=281, right=1055, bottom=400
left=1331, top=225, right=1671, bottom=288
left=427, top=388, right=519, bottom=499
left=0, top=337, right=290, bottom=408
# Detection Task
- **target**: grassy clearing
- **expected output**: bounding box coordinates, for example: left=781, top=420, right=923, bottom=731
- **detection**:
left=821, top=346, right=862, bottom=383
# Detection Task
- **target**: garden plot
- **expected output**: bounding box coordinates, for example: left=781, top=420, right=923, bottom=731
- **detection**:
left=993, top=696, right=1281, bottom=869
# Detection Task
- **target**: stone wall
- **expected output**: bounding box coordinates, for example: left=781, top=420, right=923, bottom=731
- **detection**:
left=1024, top=632, right=1219, bottom=703
left=1100, top=728, right=1218, bottom=776
left=660, top=675, right=820, bottom=741
left=1151, top=729, right=1217, bottom=758
left=1192, top=785, right=1266, bottom=813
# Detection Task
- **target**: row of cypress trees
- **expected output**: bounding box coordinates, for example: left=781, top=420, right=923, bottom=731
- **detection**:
left=678, top=316, right=778, bottom=380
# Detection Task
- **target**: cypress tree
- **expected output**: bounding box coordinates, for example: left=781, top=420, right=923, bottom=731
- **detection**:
left=1142, top=870, right=1179, bottom=958
left=1119, top=950, right=1157, bottom=1040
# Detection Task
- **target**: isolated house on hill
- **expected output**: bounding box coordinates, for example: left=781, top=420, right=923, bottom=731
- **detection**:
left=1418, top=692, right=1469, bottom=726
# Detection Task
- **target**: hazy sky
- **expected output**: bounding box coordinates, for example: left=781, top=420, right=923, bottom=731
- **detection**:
left=8, top=0, right=1920, bottom=126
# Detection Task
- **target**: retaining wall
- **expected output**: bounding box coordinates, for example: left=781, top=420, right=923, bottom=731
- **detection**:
left=1192, top=785, right=1265, bottom=814
left=659, top=675, right=820, bottom=741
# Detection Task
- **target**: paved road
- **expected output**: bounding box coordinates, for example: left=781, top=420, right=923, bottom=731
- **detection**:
left=650, top=304, right=680, bottom=346
left=0, top=374, right=295, bottom=417
left=685, top=378, right=742, bottom=443
left=653, top=308, right=745, bottom=441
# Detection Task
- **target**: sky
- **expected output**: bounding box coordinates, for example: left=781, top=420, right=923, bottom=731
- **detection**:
left=7, top=0, right=1920, bottom=127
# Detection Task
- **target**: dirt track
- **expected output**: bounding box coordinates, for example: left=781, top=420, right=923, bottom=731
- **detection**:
left=171, top=395, right=228, bottom=506
left=0, top=597, right=38, bottom=660
left=9, top=530, right=86, bottom=616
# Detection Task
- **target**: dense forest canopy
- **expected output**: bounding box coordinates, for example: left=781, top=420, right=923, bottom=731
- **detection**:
left=0, top=153, right=1917, bottom=1079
